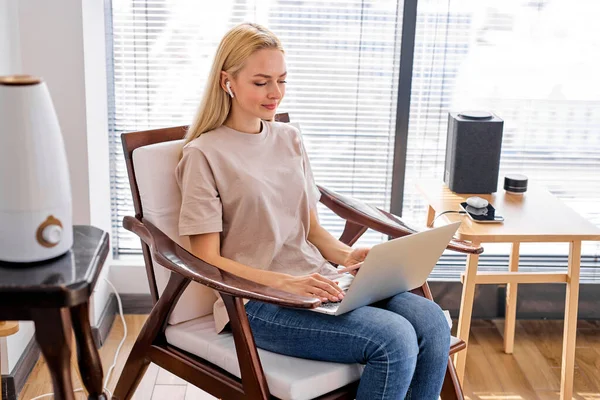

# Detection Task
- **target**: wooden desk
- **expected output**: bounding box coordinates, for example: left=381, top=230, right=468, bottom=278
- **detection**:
left=416, top=180, right=600, bottom=400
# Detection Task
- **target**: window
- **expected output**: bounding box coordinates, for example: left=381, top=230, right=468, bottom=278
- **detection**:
left=402, top=0, right=600, bottom=257
left=107, top=0, right=600, bottom=262
left=107, top=1, right=404, bottom=255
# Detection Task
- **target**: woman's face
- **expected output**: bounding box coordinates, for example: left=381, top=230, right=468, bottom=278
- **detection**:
left=225, top=48, right=287, bottom=121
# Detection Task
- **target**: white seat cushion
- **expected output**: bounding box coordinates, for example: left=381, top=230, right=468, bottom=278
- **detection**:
left=165, top=314, right=364, bottom=400
left=165, top=314, right=462, bottom=400
left=451, top=336, right=460, bottom=347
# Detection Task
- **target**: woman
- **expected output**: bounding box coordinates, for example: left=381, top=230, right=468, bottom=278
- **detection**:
left=176, top=22, right=450, bottom=400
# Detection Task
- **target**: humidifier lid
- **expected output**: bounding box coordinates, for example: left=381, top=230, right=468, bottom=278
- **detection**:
left=0, top=75, right=41, bottom=86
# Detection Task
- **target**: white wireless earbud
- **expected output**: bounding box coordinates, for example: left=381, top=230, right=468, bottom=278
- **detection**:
left=226, top=81, right=234, bottom=98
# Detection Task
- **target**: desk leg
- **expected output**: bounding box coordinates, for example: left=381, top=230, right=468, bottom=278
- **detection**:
left=504, top=242, right=520, bottom=354
left=560, top=240, right=581, bottom=400
left=427, top=205, right=435, bottom=227
left=31, top=308, right=75, bottom=400
left=71, top=301, right=107, bottom=399
left=453, top=246, right=480, bottom=384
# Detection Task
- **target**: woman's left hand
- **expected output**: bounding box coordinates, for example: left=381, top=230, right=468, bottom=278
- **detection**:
left=342, top=247, right=371, bottom=275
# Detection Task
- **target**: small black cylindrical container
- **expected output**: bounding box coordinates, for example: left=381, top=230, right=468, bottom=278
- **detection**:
left=443, top=111, right=504, bottom=194
left=504, top=174, right=528, bottom=194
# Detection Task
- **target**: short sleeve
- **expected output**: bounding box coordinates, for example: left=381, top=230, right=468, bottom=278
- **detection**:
left=296, top=130, right=321, bottom=210
left=175, top=147, right=223, bottom=236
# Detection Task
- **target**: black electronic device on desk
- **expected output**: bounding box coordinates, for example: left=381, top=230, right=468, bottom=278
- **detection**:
left=444, top=111, right=504, bottom=194
left=459, top=196, right=504, bottom=224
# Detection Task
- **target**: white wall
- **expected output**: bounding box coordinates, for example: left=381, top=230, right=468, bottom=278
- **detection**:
left=80, top=0, right=114, bottom=329
left=1, top=0, right=113, bottom=375
left=110, top=262, right=153, bottom=295
left=0, top=0, right=21, bottom=74
left=4, top=323, right=35, bottom=374
left=0, top=0, right=34, bottom=377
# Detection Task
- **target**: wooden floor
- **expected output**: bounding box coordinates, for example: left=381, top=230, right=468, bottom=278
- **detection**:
left=18, top=315, right=600, bottom=400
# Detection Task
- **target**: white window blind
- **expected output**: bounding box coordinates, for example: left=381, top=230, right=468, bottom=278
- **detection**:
left=108, top=1, right=404, bottom=255
left=402, top=0, right=600, bottom=257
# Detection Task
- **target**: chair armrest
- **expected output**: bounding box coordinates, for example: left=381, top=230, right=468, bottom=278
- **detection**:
left=317, top=185, right=483, bottom=255
left=123, top=216, right=320, bottom=309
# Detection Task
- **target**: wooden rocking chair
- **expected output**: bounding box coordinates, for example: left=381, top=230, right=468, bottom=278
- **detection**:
left=112, top=114, right=482, bottom=400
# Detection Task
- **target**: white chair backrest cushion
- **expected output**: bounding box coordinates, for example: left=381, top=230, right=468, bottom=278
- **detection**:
left=133, top=139, right=217, bottom=324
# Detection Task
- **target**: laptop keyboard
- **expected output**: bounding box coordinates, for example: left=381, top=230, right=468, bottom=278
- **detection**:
left=319, top=273, right=353, bottom=309
left=320, top=300, right=342, bottom=309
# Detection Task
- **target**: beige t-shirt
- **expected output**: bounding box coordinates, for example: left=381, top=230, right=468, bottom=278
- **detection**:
left=176, top=121, right=339, bottom=333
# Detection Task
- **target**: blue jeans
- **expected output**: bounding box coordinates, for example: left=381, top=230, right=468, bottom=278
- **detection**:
left=245, top=291, right=450, bottom=400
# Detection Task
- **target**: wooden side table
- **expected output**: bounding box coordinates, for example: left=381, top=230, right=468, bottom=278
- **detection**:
left=416, top=180, right=600, bottom=400
left=0, top=226, right=109, bottom=400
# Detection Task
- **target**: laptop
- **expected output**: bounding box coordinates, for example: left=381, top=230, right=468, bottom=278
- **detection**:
left=310, top=221, right=461, bottom=316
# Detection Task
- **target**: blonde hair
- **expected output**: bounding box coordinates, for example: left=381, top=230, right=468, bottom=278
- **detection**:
left=184, top=23, right=284, bottom=145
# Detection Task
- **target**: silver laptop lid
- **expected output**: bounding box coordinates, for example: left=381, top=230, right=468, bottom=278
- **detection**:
left=336, top=222, right=461, bottom=314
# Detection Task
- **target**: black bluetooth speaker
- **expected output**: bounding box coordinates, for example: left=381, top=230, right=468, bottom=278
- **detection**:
left=443, top=111, right=504, bottom=194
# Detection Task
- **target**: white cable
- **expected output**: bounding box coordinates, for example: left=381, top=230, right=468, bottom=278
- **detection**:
left=102, top=277, right=128, bottom=392
left=29, top=277, right=128, bottom=400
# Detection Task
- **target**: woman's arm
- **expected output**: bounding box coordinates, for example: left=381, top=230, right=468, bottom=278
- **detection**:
left=307, top=208, right=353, bottom=266
left=190, top=232, right=287, bottom=285
left=190, top=231, right=344, bottom=301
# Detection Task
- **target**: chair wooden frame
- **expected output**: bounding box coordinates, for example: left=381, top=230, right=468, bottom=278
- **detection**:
left=112, top=114, right=483, bottom=400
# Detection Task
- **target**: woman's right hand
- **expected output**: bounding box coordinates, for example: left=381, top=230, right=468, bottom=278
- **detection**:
left=276, top=273, right=345, bottom=303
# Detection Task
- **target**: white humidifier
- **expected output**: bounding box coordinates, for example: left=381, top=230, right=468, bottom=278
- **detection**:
left=0, top=75, right=73, bottom=263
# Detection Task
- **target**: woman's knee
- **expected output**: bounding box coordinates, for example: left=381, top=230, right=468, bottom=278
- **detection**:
left=428, top=301, right=451, bottom=334
left=418, top=300, right=451, bottom=352
left=367, top=314, right=419, bottom=363
left=393, top=294, right=449, bottom=335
